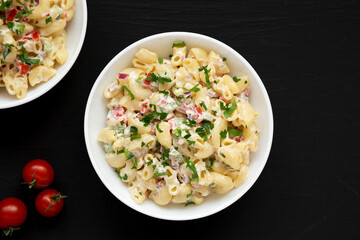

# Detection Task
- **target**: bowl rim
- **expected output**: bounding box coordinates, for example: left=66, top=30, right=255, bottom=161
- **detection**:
left=84, top=31, right=274, bottom=221
left=0, top=0, right=88, bottom=109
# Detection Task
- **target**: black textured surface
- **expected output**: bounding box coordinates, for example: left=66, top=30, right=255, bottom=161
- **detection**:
left=1, top=0, right=360, bottom=239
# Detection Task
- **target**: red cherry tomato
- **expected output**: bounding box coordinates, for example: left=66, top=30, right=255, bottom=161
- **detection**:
left=35, top=189, right=67, bottom=217
left=22, top=159, right=54, bottom=189
left=0, top=198, right=27, bottom=236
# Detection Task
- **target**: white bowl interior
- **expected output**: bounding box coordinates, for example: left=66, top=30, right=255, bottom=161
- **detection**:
left=85, top=32, right=273, bottom=220
left=0, top=0, right=88, bottom=109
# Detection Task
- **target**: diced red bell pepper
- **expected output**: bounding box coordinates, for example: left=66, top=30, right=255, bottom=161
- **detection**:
left=18, top=61, right=30, bottom=75
left=31, top=31, right=40, bottom=41
left=195, top=107, right=202, bottom=114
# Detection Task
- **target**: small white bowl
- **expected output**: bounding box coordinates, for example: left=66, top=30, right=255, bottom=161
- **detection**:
left=84, top=32, right=274, bottom=220
left=0, top=0, right=88, bottom=109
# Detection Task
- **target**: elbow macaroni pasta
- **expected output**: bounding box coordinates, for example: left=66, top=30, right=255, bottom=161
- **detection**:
left=98, top=42, right=260, bottom=206
left=0, top=0, right=74, bottom=99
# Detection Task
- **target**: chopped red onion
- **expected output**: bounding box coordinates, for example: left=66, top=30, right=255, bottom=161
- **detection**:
left=118, top=73, right=129, bottom=79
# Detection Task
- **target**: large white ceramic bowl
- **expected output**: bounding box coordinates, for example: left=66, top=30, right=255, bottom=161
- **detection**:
left=84, top=32, right=273, bottom=220
left=0, top=0, right=88, bottom=109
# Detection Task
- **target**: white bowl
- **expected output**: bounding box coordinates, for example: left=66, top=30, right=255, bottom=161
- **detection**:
left=84, top=32, right=274, bottom=220
left=0, top=0, right=88, bottom=109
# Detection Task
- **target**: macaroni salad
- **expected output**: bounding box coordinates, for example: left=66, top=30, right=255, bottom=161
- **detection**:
left=0, top=0, right=74, bottom=99
left=98, top=42, right=260, bottom=206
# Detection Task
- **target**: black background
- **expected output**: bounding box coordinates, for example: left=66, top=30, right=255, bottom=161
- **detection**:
left=1, top=0, right=360, bottom=239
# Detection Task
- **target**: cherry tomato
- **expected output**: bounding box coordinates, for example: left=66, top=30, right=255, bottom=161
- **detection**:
left=0, top=198, right=27, bottom=236
left=35, top=189, right=67, bottom=217
left=22, top=159, right=54, bottom=189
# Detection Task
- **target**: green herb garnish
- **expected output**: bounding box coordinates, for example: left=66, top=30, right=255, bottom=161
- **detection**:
left=172, top=42, right=186, bottom=48
left=45, top=16, right=52, bottom=24
left=227, top=127, right=243, bottom=137
left=186, top=190, right=193, bottom=198
left=153, top=171, right=168, bottom=178
left=183, top=84, right=200, bottom=93
left=198, top=65, right=211, bottom=89
left=159, top=90, right=169, bottom=95
left=233, top=76, right=241, bottom=82
left=220, top=129, right=227, bottom=138
left=200, top=101, right=207, bottom=111
left=220, top=101, right=237, bottom=119
left=184, top=158, right=199, bottom=183
left=158, top=58, right=163, bottom=64
left=122, top=86, right=135, bottom=100
left=156, top=123, right=163, bottom=133
left=18, top=46, right=40, bottom=65
left=130, top=134, right=141, bottom=141
left=145, top=73, right=172, bottom=84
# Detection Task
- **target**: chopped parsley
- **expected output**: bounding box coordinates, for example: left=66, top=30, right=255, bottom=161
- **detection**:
left=146, top=159, right=153, bottom=166
left=206, top=158, right=214, bottom=170
left=220, top=129, right=227, bottom=138
left=123, top=149, right=134, bottom=160
left=160, top=147, right=169, bottom=160
left=45, top=16, right=52, bottom=24
left=187, top=140, right=195, bottom=146
left=161, top=162, right=170, bottom=167
left=130, top=134, right=141, bottom=141
left=186, top=190, right=193, bottom=198
left=183, top=118, right=196, bottom=127
left=122, top=86, right=135, bottom=100
left=145, top=73, right=172, bottom=84
left=140, top=105, right=168, bottom=126
left=172, top=42, right=186, bottom=48
left=233, top=76, right=241, bottom=82
left=116, top=149, right=124, bottom=155
left=130, top=126, right=138, bottom=134
left=1, top=43, right=16, bottom=59
left=0, top=0, right=12, bottom=11
left=115, top=169, right=128, bottom=181
left=198, top=65, right=211, bottom=89
left=18, top=46, right=40, bottom=65
left=183, top=131, right=191, bottom=139
left=185, top=201, right=195, bottom=207
left=182, top=84, right=200, bottom=93
left=196, top=121, right=214, bottom=142
left=15, top=0, right=33, bottom=19
left=220, top=152, right=226, bottom=158
left=196, top=127, right=208, bottom=141
left=245, top=80, right=248, bottom=84
left=131, top=157, right=138, bottom=169
left=227, top=127, right=243, bottom=137
left=222, top=57, right=227, bottom=61
left=200, top=101, right=207, bottom=111
left=141, top=142, right=145, bottom=147
left=202, top=120, right=214, bottom=134
left=159, top=90, right=169, bottom=95
left=220, top=101, right=237, bottom=119
left=153, top=171, right=168, bottom=178
left=184, top=158, right=199, bottom=183
left=139, top=192, right=142, bottom=195
left=156, top=123, right=163, bottom=133
left=158, top=57, right=163, bottom=64
left=212, top=110, right=217, bottom=115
